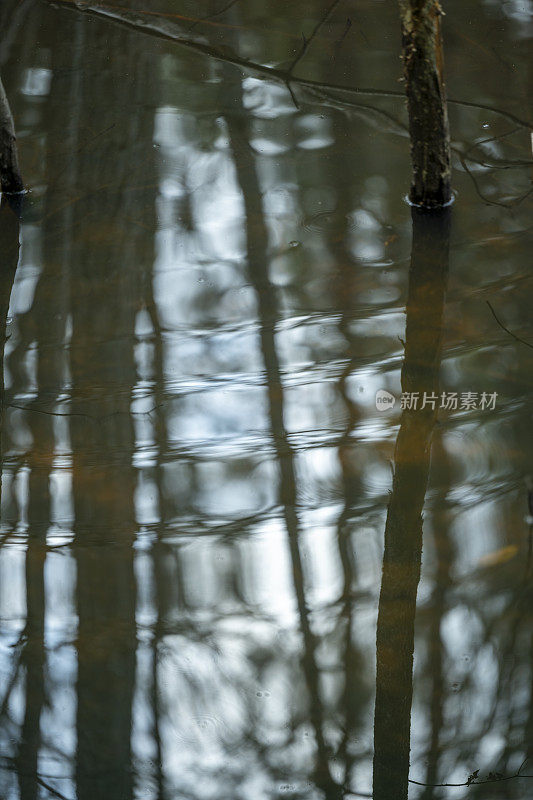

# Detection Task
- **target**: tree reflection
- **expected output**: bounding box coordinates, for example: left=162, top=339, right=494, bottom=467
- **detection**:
left=421, top=432, right=453, bottom=800
left=63, top=19, right=156, bottom=798
left=17, top=231, right=54, bottom=800
left=373, top=207, right=450, bottom=800
left=1, top=2, right=533, bottom=799
left=225, top=75, right=342, bottom=799
left=0, top=196, right=19, bottom=432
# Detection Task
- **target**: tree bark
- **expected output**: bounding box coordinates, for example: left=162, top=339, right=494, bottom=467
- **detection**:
left=399, top=0, right=451, bottom=208
left=0, top=76, right=23, bottom=194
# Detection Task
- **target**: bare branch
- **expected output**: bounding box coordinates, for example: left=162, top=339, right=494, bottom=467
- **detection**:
left=288, top=0, right=342, bottom=74
left=43, top=0, right=533, bottom=130
left=487, top=301, right=533, bottom=351
left=188, top=0, right=241, bottom=32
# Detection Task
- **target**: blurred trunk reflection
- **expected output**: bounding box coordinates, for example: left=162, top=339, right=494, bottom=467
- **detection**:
left=373, top=207, right=451, bottom=800
left=325, top=109, right=366, bottom=787
left=48, top=18, right=155, bottom=799
left=422, top=433, right=453, bottom=800
left=0, top=197, right=19, bottom=424
left=18, top=210, right=60, bottom=800
left=224, top=79, right=342, bottom=799
left=17, top=414, right=48, bottom=800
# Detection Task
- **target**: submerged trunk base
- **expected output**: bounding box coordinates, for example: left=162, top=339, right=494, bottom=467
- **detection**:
left=0, top=77, right=23, bottom=195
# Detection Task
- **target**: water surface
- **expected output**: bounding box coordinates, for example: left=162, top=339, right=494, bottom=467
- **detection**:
left=0, top=1, right=532, bottom=798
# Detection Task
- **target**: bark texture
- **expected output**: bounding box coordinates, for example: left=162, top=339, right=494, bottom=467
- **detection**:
left=400, top=0, right=451, bottom=208
left=0, top=77, right=23, bottom=194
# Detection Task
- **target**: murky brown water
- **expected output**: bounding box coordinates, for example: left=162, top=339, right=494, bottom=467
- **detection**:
left=0, top=1, right=532, bottom=798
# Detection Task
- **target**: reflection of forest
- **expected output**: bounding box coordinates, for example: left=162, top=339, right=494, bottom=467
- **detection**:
left=0, top=1, right=533, bottom=799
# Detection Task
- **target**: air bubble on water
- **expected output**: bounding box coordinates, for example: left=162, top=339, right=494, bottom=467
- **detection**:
left=482, top=123, right=490, bottom=128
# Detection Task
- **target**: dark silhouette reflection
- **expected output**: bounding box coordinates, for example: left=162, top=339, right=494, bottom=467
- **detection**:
left=67, top=59, right=147, bottom=800
left=71, top=273, right=137, bottom=800
left=0, top=201, right=45, bottom=800
left=41, top=13, right=153, bottom=798
left=17, top=234, right=55, bottom=800
left=0, top=198, right=20, bottom=708
left=324, top=110, right=367, bottom=785
left=224, top=80, right=342, bottom=799
left=17, top=407, right=48, bottom=800
left=143, top=272, right=167, bottom=800
left=373, top=207, right=451, bottom=800
left=421, top=433, right=454, bottom=800
left=0, top=197, right=19, bottom=401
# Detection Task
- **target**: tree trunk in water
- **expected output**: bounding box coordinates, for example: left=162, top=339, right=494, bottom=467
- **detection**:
left=399, top=0, right=451, bottom=208
left=0, top=76, right=23, bottom=194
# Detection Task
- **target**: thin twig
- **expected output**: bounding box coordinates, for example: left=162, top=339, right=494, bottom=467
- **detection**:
left=459, top=152, right=533, bottom=208
left=288, top=0, right=342, bottom=74
left=35, top=776, right=71, bottom=800
left=487, top=301, right=533, bottom=351
left=0, top=758, right=71, bottom=800
left=410, top=759, right=531, bottom=788
left=333, top=17, right=353, bottom=55
left=188, top=0, right=240, bottom=32
left=461, top=125, right=520, bottom=161
left=286, top=79, right=299, bottom=110
left=5, top=401, right=166, bottom=421
left=409, top=772, right=533, bottom=788
left=0, top=652, right=23, bottom=718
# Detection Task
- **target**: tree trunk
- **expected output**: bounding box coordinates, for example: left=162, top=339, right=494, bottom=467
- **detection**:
left=0, top=76, right=23, bottom=194
left=399, top=0, right=451, bottom=208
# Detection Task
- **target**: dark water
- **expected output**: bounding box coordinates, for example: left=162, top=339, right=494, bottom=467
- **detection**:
left=0, top=1, right=532, bottom=798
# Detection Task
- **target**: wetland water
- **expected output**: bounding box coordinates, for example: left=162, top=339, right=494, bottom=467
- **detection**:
left=0, top=1, right=532, bottom=798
